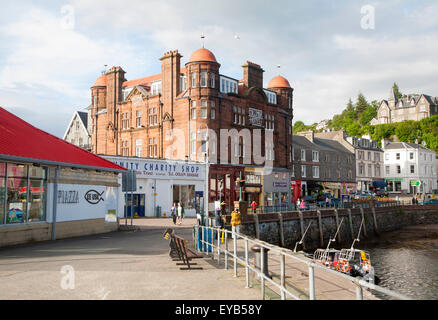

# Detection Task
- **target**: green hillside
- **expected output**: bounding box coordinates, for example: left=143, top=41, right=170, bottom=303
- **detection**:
left=293, top=83, right=438, bottom=153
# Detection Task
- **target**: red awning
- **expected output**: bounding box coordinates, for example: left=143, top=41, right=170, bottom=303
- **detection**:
left=0, top=107, right=125, bottom=172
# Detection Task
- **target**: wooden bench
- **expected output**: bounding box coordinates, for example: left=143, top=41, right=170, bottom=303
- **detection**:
left=171, top=234, right=203, bottom=270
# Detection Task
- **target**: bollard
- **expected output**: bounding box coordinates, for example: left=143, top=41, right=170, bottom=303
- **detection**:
left=356, top=284, right=363, bottom=300
left=251, top=245, right=271, bottom=279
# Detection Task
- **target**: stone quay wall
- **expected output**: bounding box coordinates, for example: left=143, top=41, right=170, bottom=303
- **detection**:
left=231, top=205, right=438, bottom=251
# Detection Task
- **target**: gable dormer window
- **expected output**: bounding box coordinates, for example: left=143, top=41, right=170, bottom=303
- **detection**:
left=122, top=87, right=133, bottom=101
left=263, top=89, right=277, bottom=104
left=219, top=76, right=238, bottom=94
left=151, top=81, right=162, bottom=96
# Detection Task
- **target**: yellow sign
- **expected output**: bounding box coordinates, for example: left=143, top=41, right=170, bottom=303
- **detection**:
left=360, top=251, right=367, bottom=260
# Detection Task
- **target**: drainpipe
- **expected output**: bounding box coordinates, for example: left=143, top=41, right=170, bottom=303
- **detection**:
left=51, top=165, right=60, bottom=241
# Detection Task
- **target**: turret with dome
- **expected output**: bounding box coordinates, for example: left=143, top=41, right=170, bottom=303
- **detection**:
left=188, top=48, right=219, bottom=64
left=267, top=74, right=293, bottom=110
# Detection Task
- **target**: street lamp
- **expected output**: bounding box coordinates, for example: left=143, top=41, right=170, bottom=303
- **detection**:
left=198, top=125, right=209, bottom=226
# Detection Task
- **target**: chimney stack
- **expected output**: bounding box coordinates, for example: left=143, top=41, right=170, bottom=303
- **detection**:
left=242, top=61, right=264, bottom=89
left=381, top=138, right=391, bottom=149
left=297, top=130, right=314, bottom=143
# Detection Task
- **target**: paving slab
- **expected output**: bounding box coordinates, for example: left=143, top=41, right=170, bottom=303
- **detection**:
left=0, top=218, right=260, bottom=300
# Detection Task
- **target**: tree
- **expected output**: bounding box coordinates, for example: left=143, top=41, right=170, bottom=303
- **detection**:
left=355, top=92, right=369, bottom=116
left=392, top=82, right=403, bottom=99
left=346, top=122, right=361, bottom=137
left=359, top=105, right=377, bottom=126
left=395, top=121, right=420, bottom=143
left=371, top=123, right=395, bottom=142
left=293, top=121, right=307, bottom=133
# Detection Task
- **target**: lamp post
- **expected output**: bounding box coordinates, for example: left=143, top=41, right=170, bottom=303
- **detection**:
left=199, top=125, right=209, bottom=226
left=239, top=172, right=243, bottom=202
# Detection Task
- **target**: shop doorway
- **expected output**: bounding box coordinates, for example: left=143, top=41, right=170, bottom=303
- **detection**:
left=125, top=193, right=145, bottom=217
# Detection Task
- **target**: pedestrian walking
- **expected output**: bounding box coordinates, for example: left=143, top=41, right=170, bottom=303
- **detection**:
left=177, top=202, right=182, bottom=225
left=231, top=208, right=241, bottom=239
left=300, top=199, right=307, bottom=210
left=250, top=200, right=258, bottom=214
left=216, top=210, right=224, bottom=229
left=171, top=202, right=176, bottom=225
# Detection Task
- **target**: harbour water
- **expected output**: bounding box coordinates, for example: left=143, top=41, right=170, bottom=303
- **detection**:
left=357, top=225, right=438, bottom=300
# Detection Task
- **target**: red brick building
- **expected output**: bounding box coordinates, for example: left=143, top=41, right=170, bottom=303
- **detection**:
left=89, top=47, right=294, bottom=210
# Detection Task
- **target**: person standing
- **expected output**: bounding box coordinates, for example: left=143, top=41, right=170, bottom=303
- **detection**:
left=231, top=208, right=241, bottom=239
left=216, top=209, right=224, bottom=229
left=300, top=199, right=307, bottom=210
left=171, top=202, right=176, bottom=225
left=250, top=200, right=258, bottom=214
left=296, top=197, right=301, bottom=210
left=177, top=202, right=182, bottom=225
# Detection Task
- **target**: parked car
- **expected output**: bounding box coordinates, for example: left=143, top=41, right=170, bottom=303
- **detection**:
left=360, top=191, right=375, bottom=199
left=374, top=189, right=388, bottom=197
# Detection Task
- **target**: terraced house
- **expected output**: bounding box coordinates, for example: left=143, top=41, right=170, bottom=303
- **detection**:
left=315, top=130, right=384, bottom=192
left=88, top=47, right=294, bottom=212
left=291, top=131, right=356, bottom=202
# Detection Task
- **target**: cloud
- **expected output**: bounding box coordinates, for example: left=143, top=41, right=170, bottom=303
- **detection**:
left=293, top=31, right=438, bottom=124
left=1, top=0, right=438, bottom=136
left=0, top=5, right=153, bottom=136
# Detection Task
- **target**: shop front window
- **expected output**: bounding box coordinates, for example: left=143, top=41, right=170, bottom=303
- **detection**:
left=0, top=163, right=5, bottom=224
left=173, top=185, right=195, bottom=209
left=281, top=192, right=289, bottom=204
left=273, top=192, right=280, bottom=205
left=3, top=163, right=47, bottom=224
left=264, top=192, right=274, bottom=206
left=28, top=165, right=47, bottom=222
left=7, top=165, right=28, bottom=223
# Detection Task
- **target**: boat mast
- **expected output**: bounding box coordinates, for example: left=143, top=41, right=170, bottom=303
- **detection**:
left=325, top=217, right=344, bottom=251
left=350, top=218, right=364, bottom=250
left=293, top=221, right=312, bottom=252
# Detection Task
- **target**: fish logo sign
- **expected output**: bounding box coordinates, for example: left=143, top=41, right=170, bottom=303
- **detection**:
left=85, top=190, right=105, bottom=205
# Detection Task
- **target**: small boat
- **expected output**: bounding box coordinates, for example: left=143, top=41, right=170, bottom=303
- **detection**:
left=312, top=218, right=344, bottom=268
left=339, top=219, right=380, bottom=285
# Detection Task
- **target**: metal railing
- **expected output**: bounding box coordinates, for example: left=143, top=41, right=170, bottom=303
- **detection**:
left=193, top=225, right=412, bottom=300
left=245, top=200, right=422, bottom=214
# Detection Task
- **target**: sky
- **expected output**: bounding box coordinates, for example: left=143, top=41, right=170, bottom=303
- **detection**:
left=1, top=0, right=437, bottom=138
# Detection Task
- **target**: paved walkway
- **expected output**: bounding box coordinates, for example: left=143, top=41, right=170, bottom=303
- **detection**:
left=0, top=218, right=260, bottom=300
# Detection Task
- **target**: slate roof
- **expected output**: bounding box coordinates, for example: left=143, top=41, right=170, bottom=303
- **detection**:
left=293, top=135, right=352, bottom=154
left=77, top=111, right=88, bottom=129
left=384, top=142, right=430, bottom=151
